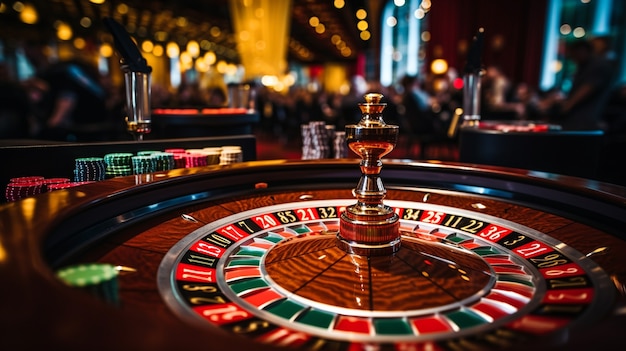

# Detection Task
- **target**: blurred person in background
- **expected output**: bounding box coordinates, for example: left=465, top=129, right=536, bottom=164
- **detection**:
left=23, top=42, right=110, bottom=141
left=397, top=74, right=438, bottom=138
left=481, top=65, right=519, bottom=120
left=547, top=39, right=616, bottom=130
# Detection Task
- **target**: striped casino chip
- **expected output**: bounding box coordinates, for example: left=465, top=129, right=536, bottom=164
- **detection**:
left=131, top=155, right=157, bottom=174
left=181, top=153, right=208, bottom=168
left=151, top=152, right=176, bottom=171
left=104, top=153, right=134, bottom=177
left=74, top=157, right=107, bottom=182
left=301, top=121, right=333, bottom=160
left=220, top=146, right=243, bottom=165
left=4, top=181, right=44, bottom=202
left=173, top=153, right=187, bottom=169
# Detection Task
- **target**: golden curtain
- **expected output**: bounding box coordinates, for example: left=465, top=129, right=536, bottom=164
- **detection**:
left=229, top=0, right=292, bottom=80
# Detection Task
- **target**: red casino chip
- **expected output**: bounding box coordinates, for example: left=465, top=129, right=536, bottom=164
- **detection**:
left=182, top=153, right=208, bottom=168
left=5, top=181, right=44, bottom=202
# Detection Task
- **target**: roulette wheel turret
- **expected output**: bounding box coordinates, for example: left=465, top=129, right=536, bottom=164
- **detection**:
left=337, top=92, right=401, bottom=255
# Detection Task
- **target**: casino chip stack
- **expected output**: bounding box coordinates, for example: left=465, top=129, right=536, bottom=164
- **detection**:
left=5, top=176, right=75, bottom=201
left=202, top=147, right=222, bottom=165
left=173, top=153, right=187, bottom=169
left=302, top=121, right=332, bottom=159
left=151, top=152, right=176, bottom=171
left=74, top=157, right=106, bottom=182
left=164, top=149, right=187, bottom=168
left=219, top=146, right=243, bottom=165
left=311, top=121, right=329, bottom=159
left=181, top=151, right=208, bottom=168
left=103, top=153, right=134, bottom=178
left=131, top=155, right=156, bottom=174
left=5, top=176, right=45, bottom=202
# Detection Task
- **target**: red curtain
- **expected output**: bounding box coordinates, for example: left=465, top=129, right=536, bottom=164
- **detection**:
left=427, top=0, right=548, bottom=89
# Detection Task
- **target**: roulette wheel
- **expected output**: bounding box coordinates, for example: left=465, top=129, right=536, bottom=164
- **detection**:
left=1, top=95, right=625, bottom=351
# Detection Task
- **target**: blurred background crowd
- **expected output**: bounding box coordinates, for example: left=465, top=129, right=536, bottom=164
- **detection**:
left=1, top=36, right=625, bottom=151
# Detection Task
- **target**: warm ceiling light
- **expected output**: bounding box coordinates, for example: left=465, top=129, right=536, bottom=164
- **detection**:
left=356, top=9, right=367, bottom=20
left=80, top=17, right=92, bottom=28
left=19, top=3, right=38, bottom=24
left=204, top=51, right=216, bottom=65
left=334, top=0, right=345, bottom=9
left=309, top=16, right=319, bottom=27
left=315, top=23, right=325, bottom=34
left=73, top=37, right=86, bottom=50
left=180, top=51, right=192, bottom=68
left=216, top=60, right=227, bottom=74
left=357, top=20, right=368, bottom=31
left=100, top=43, right=114, bottom=57
left=195, top=58, right=208, bottom=72
left=186, top=40, right=200, bottom=58
left=225, top=63, right=237, bottom=75
left=166, top=42, right=180, bottom=58
left=141, top=40, right=154, bottom=53
left=152, top=44, right=164, bottom=57
left=360, top=31, right=371, bottom=40
left=57, top=22, right=73, bottom=40
left=261, top=75, right=278, bottom=87
left=210, top=26, right=221, bottom=37
left=431, top=59, right=448, bottom=75
left=116, top=3, right=128, bottom=15
left=284, top=72, right=296, bottom=86
left=90, top=0, right=106, bottom=4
